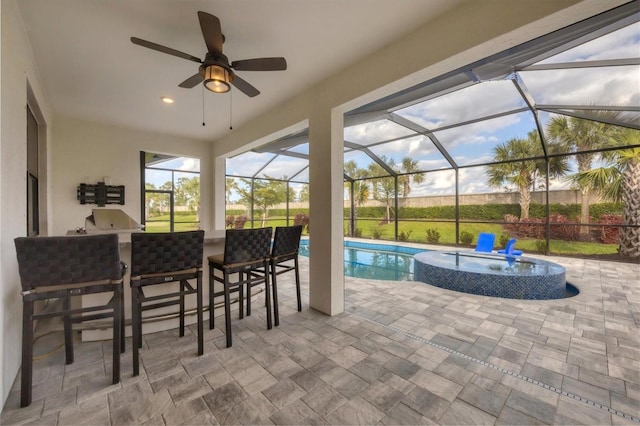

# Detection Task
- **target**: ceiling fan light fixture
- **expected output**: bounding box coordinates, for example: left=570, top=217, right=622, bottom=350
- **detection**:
left=204, top=64, right=231, bottom=93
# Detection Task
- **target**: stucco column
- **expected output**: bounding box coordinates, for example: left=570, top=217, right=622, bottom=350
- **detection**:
left=308, top=106, right=344, bottom=315
left=213, top=155, right=226, bottom=232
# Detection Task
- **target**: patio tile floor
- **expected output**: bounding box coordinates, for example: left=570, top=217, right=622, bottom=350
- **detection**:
left=2, top=254, right=639, bottom=425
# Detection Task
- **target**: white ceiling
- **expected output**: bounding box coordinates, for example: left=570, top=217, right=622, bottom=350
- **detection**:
left=17, top=0, right=463, bottom=142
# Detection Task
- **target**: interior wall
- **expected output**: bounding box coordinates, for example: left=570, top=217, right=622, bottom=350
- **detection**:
left=51, top=115, right=212, bottom=236
left=210, top=0, right=623, bottom=316
left=0, top=0, right=52, bottom=407
left=0, top=0, right=4, bottom=409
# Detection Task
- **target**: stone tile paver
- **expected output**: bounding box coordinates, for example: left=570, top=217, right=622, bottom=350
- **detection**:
left=2, top=254, right=639, bottom=425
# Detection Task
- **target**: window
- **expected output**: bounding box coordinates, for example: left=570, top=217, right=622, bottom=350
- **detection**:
left=141, top=152, right=200, bottom=232
left=27, top=106, right=39, bottom=236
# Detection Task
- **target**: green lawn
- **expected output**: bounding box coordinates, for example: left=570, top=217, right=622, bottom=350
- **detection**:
left=145, top=213, right=199, bottom=232
left=148, top=213, right=619, bottom=256
left=347, top=218, right=619, bottom=256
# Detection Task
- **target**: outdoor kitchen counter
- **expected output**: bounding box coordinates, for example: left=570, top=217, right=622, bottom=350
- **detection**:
left=71, top=230, right=227, bottom=342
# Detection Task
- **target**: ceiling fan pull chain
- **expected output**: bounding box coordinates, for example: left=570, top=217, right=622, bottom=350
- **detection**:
left=229, top=91, right=233, bottom=130
left=202, top=84, right=206, bottom=127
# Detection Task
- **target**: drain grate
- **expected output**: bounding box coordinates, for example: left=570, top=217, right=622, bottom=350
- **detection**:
left=354, top=312, right=640, bottom=423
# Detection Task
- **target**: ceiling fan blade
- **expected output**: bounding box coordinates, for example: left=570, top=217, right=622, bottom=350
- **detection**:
left=231, top=57, right=287, bottom=71
left=179, top=73, right=204, bottom=88
left=198, top=11, right=223, bottom=55
left=131, top=37, right=202, bottom=63
left=231, top=75, right=260, bottom=97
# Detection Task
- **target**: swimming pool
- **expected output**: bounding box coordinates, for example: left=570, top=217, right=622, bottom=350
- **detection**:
left=298, top=240, right=426, bottom=281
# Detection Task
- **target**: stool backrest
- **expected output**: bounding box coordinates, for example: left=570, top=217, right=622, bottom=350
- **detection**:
left=272, top=225, right=303, bottom=258
left=14, top=234, right=122, bottom=290
left=223, top=227, right=272, bottom=265
left=130, top=230, right=204, bottom=277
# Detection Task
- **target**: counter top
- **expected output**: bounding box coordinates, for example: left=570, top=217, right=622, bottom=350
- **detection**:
left=65, top=229, right=226, bottom=247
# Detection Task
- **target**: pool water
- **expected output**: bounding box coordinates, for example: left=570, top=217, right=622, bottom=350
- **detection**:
left=298, top=240, right=426, bottom=281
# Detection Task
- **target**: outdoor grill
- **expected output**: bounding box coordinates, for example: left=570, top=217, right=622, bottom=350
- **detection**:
left=83, top=208, right=142, bottom=234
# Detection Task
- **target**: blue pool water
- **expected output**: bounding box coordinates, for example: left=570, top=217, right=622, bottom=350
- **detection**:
left=298, top=240, right=426, bottom=281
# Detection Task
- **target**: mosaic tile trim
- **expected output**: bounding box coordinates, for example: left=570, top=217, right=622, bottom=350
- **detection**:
left=414, top=251, right=567, bottom=300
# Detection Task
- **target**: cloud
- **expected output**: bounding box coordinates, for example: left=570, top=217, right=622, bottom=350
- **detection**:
left=344, top=119, right=413, bottom=144
left=178, top=157, right=200, bottom=172
left=227, top=151, right=275, bottom=176
left=521, top=66, right=638, bottom=106
left=540, top=23, right=639, bottom=63
left=396, top=81, right=526, bottom=130
left=259, top=156, right=308, bottom=180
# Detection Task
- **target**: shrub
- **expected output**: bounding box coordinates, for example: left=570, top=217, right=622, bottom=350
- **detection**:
left=233, top=215, right=247, bottom=229
left=535, top=239, right=547, bottom=253
left=426, top=228, right=441, bottom=244
left=354, top=228, right=363, bottom=238
left=504, top=215, right=545, bottom=239
left=294, top=213, right=309, bottom=232
left=459, top=231, right=474, bottom=245
left=598, top=214, right=623, bottom=244
left=349, top=202, right=623, bottom=222
left=548, top=213, right=581, bottom=240
left=398, top=230, right=412, bottom=242
left=499, top=234, right=510, bottom=249
left=372, top=228, right=383, bottom=239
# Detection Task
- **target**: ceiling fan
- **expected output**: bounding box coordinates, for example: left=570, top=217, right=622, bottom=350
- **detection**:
left=131, top=11, right=287, bottom=97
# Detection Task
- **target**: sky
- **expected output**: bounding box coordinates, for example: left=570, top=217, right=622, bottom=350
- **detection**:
left=145, top=156, right=200, bottom=188
left=226, top=21, right=639, bottom=201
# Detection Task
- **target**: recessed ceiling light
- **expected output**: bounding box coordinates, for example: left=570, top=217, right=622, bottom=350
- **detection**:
left=161, top=96, right=174, bottom=104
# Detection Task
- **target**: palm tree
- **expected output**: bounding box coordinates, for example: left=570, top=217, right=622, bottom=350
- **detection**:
left=225, top=177, right=239, bottom=204
left=546, top=112, right=622, bottom=232
left=569, top=127, right=640, bottom=258
left=487, top=131, right=568, bottom=219
left=399, top=157, right=425, bottom=198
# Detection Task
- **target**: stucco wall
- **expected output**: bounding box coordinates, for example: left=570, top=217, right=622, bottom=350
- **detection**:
left=1, top=0, right=52, bottom=406
left=51, top=115, right=212, bottom=236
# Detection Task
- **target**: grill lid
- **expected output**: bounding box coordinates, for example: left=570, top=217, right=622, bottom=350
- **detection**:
left=85, top=209, right=140, bottom=231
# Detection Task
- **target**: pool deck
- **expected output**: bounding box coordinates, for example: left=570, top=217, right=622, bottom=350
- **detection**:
left=2, top=253, right=639, bottom=425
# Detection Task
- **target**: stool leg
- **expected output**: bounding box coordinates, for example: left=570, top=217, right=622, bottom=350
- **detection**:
left=246, top=270, right=253, bottom=317
left=197, top=273, right=204, bottom=356
left=223, top=274, right=233, bottom=348
left=179, top=280, right=185, bottom=337
left=21, top=300, right=34, bottom=407
left=209, top=267, right=215, bottom=330
left=132, top=286, right=140, bottom=376
left=120, top=289, right=125, bottom=353
left=112, top=288, right=122, bottom=384
left=264, top=260, right=273, bottom=330
left=63, top=297, right=74, bottom=365
left=238, top=274, right=244, bottom=320
left=295, top=257, right=302, bottom=312
left=272, top=262, right=280, bottom=327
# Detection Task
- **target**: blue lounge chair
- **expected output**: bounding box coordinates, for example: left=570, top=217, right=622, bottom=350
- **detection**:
left=498, top=238, right=523, bottom=256
left=474, top=233, right=495, bottom=253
